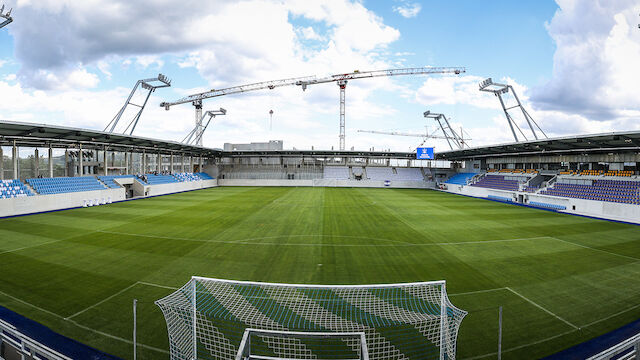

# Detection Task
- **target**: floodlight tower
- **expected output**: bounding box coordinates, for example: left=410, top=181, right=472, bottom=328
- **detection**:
left=0, top=5, right=12, bottom=29
left=104, top=74, right=171, bottom=135
left=182, top=108, right=227, bottom=146
left=478, top=78, right=547, bottom=142
left=423, top=111, right=468, bottom=150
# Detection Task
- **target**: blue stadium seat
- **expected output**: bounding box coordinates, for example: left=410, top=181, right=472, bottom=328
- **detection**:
left=26, top=176, right=107, bottom=195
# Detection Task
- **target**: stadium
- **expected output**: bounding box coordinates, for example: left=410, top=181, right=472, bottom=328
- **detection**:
left=1, top=2, right=640, bottom=360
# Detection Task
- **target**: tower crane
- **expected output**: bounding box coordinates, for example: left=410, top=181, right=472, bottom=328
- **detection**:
left=357, top=127, right=471, bottom=151
left=358, top=110, right=471, bottom=151
left=159, top=67, right=465, bottom=149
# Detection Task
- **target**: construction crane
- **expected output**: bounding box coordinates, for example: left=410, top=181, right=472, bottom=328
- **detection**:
left=296, top=67, right=465, bottom=150
left=357, top=126, right=471, bottom=151
left=479, top=78, right=547, bottom=142
left=160, top=67, right=465, bottom=150
left=104, top=74, right=171, bottom=135
left=182, top=108, right=227, bottom=146
left=0, top=5, right=12, bottom=29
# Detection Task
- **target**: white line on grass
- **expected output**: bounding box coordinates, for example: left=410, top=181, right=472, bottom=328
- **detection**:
left=137, top=281, right=179, bottom=290
left=462, top=329, right=578, bottom=360
left=581, top=302, right=640, bottom=328
left=506, top=287, right=579, bottom=330
left=65, top=282, right=140, bottom=320
left=0, top=239, right=64, bottom=256
left=96, top=230, right=549, bottom=247
left=449, top=287, right=507, bottom=297
left=0, top=286, right=168, bottom=354
left=550, top=236, right=640, bottom=262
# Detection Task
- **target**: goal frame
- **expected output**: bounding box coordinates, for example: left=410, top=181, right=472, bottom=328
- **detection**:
left=235, top=328, right=369, bottom=360
left=157, top=276, right=466, bottom=360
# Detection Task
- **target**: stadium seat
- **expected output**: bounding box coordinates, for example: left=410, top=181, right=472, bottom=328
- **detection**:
left=26, top=176, right=107, bottom=195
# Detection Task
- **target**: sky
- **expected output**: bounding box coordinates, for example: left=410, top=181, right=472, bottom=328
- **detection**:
left=0, top=0, right=639, bottom=152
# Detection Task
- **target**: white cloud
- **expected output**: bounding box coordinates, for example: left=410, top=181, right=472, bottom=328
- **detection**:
left=393, top=3, right=422, bottom=18
left=416, top=75, right=500, bottom=110
left=135, top=55, right=164, bottom=69
left=297, top=26, right=324, bottom=41
left=531, top=0, right=640, bottom=123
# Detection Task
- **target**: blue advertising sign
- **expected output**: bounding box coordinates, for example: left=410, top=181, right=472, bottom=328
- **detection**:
left=416, top=147, right=434, bottom=159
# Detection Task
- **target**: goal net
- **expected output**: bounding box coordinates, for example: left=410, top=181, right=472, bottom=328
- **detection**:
left=156, top=277, right=467, bottom=360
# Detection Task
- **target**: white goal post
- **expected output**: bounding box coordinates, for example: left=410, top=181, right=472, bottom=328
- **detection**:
left=236, top=329, right=369, bottom=360
left=156, top=276, right=467, bottom=360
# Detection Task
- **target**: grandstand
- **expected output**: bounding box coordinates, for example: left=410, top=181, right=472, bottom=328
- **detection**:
left=1, top=121, right=640, bottom=360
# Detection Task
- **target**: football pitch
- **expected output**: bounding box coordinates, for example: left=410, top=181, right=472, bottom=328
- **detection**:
left=0, top=186, right=639, bottom=359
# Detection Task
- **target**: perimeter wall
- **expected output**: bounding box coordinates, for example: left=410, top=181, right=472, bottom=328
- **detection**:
left=444, top=185, right=640, bottom=224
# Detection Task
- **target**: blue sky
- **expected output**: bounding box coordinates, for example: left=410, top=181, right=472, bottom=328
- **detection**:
left=0, top=0, right=638, bottom=152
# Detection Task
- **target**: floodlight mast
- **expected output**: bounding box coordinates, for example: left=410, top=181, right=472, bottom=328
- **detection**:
left=104, top=74, right=171, bottom=135
left=0, top=5, right=12, bottom=29
left=478, top=78, right=547, bottom=142
left=357, top=127, right=470, bottom=151
left=182, top=108, right=227, bottom=146
left=423, top=111, right=469, bottom=150
left=160, top=67, right=465, bottom=150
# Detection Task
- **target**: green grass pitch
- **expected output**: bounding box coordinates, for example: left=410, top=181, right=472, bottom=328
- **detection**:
left=0, top=186, right=639, bottom=359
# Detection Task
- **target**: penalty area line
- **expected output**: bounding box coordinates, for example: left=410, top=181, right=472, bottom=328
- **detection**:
left=506, top=287, right=579, bottom=330
left=65, top=282, right=140, bottom=320
left=0, top=286, right=168, bottom=354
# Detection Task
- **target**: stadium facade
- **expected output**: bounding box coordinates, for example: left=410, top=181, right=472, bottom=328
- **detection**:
left=2, top=119, right=639, bottom=223
left=1, top=119, right=640, bottom=359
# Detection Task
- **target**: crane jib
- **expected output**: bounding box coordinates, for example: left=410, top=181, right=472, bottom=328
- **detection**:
left=160, top=66, right=465, bottom=108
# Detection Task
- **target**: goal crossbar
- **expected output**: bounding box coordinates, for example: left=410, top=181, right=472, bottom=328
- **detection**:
left=236, top=328, right=369, bottom=360
left=156, top=276, right=467, bottom=360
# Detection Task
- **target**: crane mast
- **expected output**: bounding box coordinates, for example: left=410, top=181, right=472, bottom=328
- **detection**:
left=160, top=67, right=465, bottom=149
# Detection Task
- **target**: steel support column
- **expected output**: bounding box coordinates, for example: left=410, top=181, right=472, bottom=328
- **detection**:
left=48, top=146, right=53, bottom=177
left=78, top=144, right=83, bottom=176
left=12, top=142, right=17, bottom=179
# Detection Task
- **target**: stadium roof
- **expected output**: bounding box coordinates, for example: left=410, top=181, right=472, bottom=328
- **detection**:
left=436, top=131, right=640, bottom=160
left=0, top=120, right=218, bottom=156
left=220, top=149, right=416, bottom=158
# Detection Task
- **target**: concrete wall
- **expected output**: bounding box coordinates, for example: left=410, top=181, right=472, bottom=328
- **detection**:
left=145, top=179, right=218, bottom=196
left=218, top=179, right=435, bottom=189
left=0, top=188, right=125, bottom=218
left=444, top=185, right=640, bottom=224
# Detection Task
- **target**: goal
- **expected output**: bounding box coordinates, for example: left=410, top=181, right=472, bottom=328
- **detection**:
left=156, top=276, right=467, bottom=360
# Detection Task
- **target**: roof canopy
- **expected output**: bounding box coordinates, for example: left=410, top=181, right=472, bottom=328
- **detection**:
left=437, top=131, right=640, bottom=160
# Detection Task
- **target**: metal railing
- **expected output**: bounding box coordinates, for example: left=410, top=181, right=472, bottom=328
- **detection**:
left=0, top=318, right=72, bottom=360
left=587, top=332, right=640, bottom=360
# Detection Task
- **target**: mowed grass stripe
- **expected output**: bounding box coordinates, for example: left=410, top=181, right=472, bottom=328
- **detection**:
left=0, top=186, right=639, bottom=360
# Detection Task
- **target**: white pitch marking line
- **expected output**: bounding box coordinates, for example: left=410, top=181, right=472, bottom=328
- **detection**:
left=506, top=287, right=579, bottom=330
left=96, top=230, right=549, bottom=247
left=137, top=281, right=179, bottom=290
left=550, top=236, right=640, bottom=262
left=581, top=302, right=640, bottom=328
left=0, top=239, right=64, bottom=256
left=0, top=287, right=168, bottom=354
left=462, top=329, right=578, bottom=360
left=449, top=287, right=507, bottom=297
left=65, top=282, right=140, bottom=320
